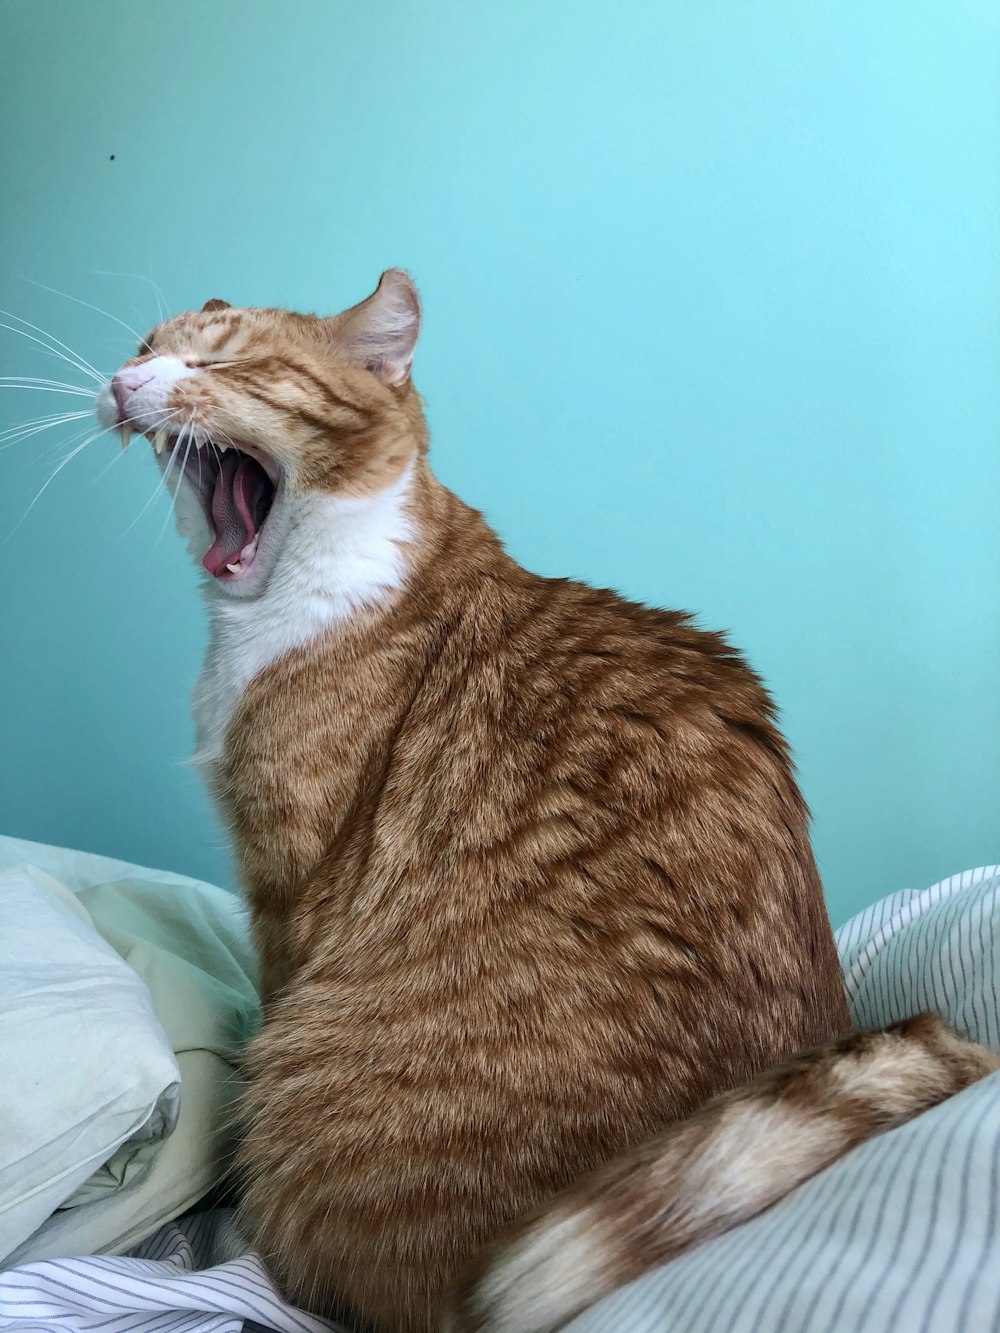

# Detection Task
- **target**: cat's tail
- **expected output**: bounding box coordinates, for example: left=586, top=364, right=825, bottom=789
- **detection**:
left=445, top=1015, right=999, bottom=1333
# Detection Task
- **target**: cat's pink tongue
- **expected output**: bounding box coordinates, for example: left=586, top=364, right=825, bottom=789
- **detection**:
left=202, top=452, right=264, bottom=577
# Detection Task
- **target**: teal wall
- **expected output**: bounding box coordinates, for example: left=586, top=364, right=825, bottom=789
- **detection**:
left=1, top=0, right=998, bottom=926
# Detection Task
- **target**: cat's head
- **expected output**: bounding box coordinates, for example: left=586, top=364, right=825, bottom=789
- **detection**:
left=95, top=270, right=425, bottom=596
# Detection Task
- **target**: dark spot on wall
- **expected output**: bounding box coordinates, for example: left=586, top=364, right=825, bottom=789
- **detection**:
left=109, top=154, right=115, bottom=161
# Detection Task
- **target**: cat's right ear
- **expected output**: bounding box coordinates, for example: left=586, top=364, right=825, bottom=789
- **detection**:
left=202, top=299, right=231, bottom=313
left=328, top=269, right=421, bottom=387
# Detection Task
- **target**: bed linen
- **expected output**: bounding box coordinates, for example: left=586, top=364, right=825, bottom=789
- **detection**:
left=1, top=864, right=997, bottom=1332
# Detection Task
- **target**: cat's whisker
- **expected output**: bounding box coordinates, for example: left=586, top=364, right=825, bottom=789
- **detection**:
left=0, top=384, right=95, bottom=398
left=0, top=376, right=95, bottom=392
left=26, top=446, right=95, bottom=482
left=22, top=278, right=145, bottom=344
left=125, top=304, right=148, bottom=336
left=0, top=410, right=93, bottom=450
left=122, top=414, right=187, bottom=536
left=155, top=434, right=183, bottom=500
left=154, top=419, right=194, bottom=547
left=157, top=425, right=199, bottom=538
left=146, top=243, right=167, bottom=324
left=35, top=427, right=100, bottom=467
left=207, top=437, right=227, bottom=473
left=0, top=314, right=106, bottom=385
left=8, top=427, right=106, bottom=536
left=0, top=308, right=107, bottom=379
left=86, top=443, right=130, bottom=488
left=33, top=410, right=149, bottom=464
left=94, top=410, right=177, bottom=453
left=91, top=269, right=168, bottom=326
left=0, top=407, right=91, bottom=437
left=178, top=424, right=197, bottom=488
left=11, top=418, right=97, bottom=478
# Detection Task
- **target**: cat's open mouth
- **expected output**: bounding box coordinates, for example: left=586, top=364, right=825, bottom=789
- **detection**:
left=151, top=431, right=280, bottom=581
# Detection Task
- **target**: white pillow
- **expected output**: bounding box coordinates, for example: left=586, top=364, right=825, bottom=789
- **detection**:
left=0, top=863, right=179, bottom=1263
left=0, top=836, right=259, bottom=1265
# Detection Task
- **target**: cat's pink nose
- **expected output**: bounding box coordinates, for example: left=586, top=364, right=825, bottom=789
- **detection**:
left=112, top=367, right=154, bottom=418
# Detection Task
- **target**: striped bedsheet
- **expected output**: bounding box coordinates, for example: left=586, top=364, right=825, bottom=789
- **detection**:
left=0, top=1211, right=342, bottom=1333
left=1, top=866, right=997, bottom=1333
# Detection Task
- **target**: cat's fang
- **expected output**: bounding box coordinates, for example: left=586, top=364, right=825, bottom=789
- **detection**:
left=226, top=562, right=241, bottom=573
left=153, top=429, right=169, bottom=455
left=119, top=424, right=132, bottom=451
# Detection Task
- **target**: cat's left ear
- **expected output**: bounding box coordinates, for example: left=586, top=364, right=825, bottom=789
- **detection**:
left=202, top=299, right=231, bottom=313
left=329, top=269, right=421, bottom=387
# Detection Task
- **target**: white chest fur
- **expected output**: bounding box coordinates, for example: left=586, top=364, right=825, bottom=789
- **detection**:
left=184, top=468, right=416, bottom=773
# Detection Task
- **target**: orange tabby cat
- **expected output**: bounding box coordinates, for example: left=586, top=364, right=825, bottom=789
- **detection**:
left=96, top=272, right=996, bottom=1333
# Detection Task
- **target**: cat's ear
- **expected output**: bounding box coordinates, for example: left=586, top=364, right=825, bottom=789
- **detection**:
left=202, top=299, right=231, bottom=313
left=329, top=269, right=421, bottom=387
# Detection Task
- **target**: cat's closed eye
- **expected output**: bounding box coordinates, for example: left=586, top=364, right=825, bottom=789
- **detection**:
left=184, top=358, right=243, bottom=369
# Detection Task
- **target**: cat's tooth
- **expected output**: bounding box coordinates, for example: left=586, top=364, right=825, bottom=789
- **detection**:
left=226, top=562, right=241, bottom=573
left=239, top=536, right=258, bottom=562
left=153, top=428, right=169, bottom=456
left=119, top=424, right=132, bottom=451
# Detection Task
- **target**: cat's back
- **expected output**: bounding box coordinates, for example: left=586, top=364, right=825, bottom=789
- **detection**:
left=424, top=567, right=847, bottom=1044
left=390, top=566, right=812, bottom=906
